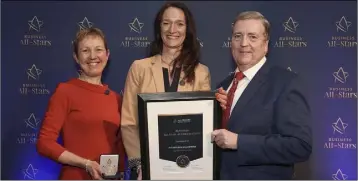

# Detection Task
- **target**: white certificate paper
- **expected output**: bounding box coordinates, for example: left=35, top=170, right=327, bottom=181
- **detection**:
left=146, top=100, right=214, bottom=180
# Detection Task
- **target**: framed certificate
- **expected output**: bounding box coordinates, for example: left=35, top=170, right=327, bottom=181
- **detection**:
left=137, top=91, right=221, bottom=180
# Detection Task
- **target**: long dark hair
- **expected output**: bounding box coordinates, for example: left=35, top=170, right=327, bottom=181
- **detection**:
left=149, top=1, right=201, bottom=83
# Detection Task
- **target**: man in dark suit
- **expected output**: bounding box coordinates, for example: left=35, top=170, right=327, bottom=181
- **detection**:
left=212, top=11, right=312, bottom=180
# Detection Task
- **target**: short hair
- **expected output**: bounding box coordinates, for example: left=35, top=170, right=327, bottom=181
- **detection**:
left=72, top=27, right=108, bottom=56
left=232, top=11, right=270, bottom=40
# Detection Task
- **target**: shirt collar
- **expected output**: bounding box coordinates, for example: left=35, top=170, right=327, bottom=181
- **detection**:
left=235, top=56, right=266, bottom=81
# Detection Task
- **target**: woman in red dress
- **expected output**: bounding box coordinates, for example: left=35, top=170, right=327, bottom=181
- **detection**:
left=36, top=27, right=126, bottom=180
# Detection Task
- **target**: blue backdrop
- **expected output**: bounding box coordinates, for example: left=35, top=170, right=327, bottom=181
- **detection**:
left=1, top=1, right=357, bottom=180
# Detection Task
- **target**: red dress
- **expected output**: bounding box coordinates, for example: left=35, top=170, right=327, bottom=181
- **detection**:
left=36, top=78, right=126, bottom=179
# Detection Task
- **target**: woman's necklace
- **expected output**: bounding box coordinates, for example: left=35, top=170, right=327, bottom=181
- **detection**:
left=160, top=54, right=185, bottom=86
left=161, top=55, right=175, bottom=85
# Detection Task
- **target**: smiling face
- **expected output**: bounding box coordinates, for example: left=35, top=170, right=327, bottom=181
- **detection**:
left=73, top=35, right=109, bottom=77
left=160, top=7, right=187, bottom=50
left=231, top=19, right=269, bottom=69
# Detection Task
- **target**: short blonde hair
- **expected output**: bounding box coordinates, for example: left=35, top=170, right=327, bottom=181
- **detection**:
left=232, top=11, right=270, bottom=40
left=72, top=27, right=108, bottom=56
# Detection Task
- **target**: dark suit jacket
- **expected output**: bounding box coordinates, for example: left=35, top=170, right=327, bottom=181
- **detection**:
left=217, top=61, right=312, bottom=180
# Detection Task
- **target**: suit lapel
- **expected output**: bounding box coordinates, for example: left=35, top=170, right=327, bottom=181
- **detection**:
left=217, top=72, right=235, bottom=90
left=151, top=55, right=165, bottom=92
left=228, top=62, right=271, bottom=127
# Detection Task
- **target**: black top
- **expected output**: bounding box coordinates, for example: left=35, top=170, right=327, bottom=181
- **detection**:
left=162, top=67, right=181, bottom=92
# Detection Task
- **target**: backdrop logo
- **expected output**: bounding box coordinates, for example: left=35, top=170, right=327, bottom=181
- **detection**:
left=17, top=113, right=41, bottom=144
left=274, top=17, right=307, bottom=48
left=332, top=117, right=348, bottom=134
left=78, top=17, right=93, bottom=30
left=333, top=67, right=348, bottom=83
left=19, top=64, right=50, bottom=96
left=25, top=113, right=41, bottom=130
left=221, top=22, right=233, bottom=48
left=222, top=36, right=232, bottom=48
left=332, top=169, right=348, bottom=180
left=197, top=37, right=204, bottom=47
left=324, top=117, right=356, bottom=149
left=28, top=16, right=43, bottom=32
left=27, top=64, right=42, bottom=80
left=328, top=16, right=356, bottom=48
left=129, top=17, right=144, bottom=33
left=21, top=16, right=52, bottom=47
left=120, top=17, right=151, bottom=48
left=283, top=17, right=299, bottom=33
left=23, top=164, right=38, bottom=179
left=336, top=16, right=351, bottom=33
left=325, top=67, right=357, bottom=99
left=287, top=66, right=297, bottom=73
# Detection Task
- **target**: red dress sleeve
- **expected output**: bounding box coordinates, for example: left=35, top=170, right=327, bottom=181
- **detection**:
left=36, top=83, right=69, bottom=161
left=116, top=93, right=127, bottom=172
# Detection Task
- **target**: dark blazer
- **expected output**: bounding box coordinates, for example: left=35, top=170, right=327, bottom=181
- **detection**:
left=217, top=61, right=312, bottom=180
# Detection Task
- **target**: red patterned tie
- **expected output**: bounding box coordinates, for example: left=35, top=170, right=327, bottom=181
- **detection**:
left=222, top=72, right=245, bottom=128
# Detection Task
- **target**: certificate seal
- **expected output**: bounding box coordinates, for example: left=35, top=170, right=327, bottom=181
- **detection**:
left=176, top=155, right=190, bottom=168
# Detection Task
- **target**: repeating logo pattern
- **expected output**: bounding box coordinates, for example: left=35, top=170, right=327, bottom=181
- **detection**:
left=3, top=3, right=357, bottom=180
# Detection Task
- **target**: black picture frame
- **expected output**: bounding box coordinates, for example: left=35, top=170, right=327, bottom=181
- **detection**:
left=137, top=91, right=221, bottom=180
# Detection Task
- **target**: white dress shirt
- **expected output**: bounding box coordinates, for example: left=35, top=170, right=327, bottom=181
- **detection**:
left=226, top=56, right=267, bottom=114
